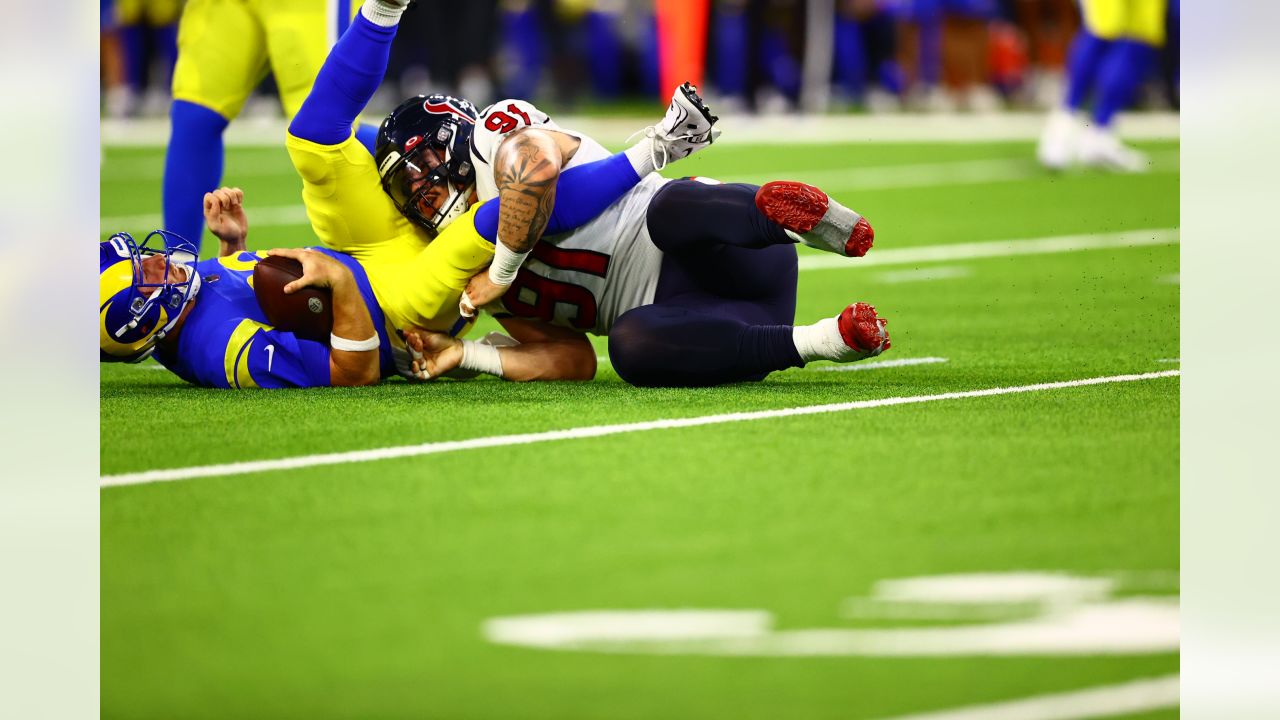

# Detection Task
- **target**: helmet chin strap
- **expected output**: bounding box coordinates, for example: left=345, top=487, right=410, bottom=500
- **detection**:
left=434, top=184, right=473, bottom=231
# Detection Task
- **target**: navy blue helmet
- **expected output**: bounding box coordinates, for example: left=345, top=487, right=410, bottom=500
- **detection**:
left=375, top=94, right=478, bottom=236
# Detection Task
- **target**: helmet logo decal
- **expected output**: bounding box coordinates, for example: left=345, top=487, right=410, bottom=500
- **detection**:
left=405, top=135, right=422, bottom=151
left=423, top=97, right=476, bottom=124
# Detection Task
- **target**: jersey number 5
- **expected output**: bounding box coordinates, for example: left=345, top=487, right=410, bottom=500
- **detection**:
left=484, top=103, right=533, bottom=134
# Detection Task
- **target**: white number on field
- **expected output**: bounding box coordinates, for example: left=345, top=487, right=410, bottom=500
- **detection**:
left=482, top=571, right=1179, bottom=657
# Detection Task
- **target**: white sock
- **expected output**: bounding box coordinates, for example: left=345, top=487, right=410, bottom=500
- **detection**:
left=361, top=0, right=409, bottom=27
left=792, top=317, right=842, bottom=362
left=624, top=138, right=657, bottom=176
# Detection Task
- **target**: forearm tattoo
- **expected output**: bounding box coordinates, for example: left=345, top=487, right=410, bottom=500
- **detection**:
left=495, top=132, right=561, bottom=253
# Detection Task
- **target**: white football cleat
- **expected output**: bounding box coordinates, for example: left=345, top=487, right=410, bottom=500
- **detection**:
left=633, top=82, right=721, bottom=170
left=1038, top=108, right=1079, bottom=171
left=1078, top=125, right=1150, bottom=173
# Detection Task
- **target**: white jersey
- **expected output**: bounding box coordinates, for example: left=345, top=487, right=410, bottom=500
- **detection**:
left=470, top=99, right=666, bottom=335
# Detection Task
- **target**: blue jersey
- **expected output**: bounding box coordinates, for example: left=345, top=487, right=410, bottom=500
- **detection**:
left=154, top=248, right=394, bottom=389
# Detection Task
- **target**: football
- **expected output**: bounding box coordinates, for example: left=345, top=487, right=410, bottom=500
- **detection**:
left=252, top=255, right=333, bottom=342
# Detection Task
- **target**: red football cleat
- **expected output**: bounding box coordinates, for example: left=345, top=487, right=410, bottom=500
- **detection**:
left=837, top=302, right=891, bottom=360
left=755, top=180, right=874, bottom=258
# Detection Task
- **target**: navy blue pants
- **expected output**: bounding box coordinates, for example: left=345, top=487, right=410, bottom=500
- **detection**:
left=608, top=180, right=806, bottom=387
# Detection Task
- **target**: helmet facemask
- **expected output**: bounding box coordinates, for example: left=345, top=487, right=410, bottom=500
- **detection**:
left=100, top=230, right=202, bottom=363
left=378, top=118, right=476, bottom=237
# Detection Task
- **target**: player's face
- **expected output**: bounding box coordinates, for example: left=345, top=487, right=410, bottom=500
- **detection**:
left=406, top=147, right=456, bottom=217
left=139, top=252, right=188, bottom=287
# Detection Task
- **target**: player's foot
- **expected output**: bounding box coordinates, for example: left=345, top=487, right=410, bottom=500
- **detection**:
left=1038, top=108, right=1078, bottom=171
left=632, top=82, right=721, bottom=170
left=1078, top=125, right=1150, bottom=173
left=792, top=303, right=891, bottom=364
left=755, top=180, right=874, bottom=258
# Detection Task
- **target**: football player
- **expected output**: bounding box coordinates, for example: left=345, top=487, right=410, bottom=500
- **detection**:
left=101, top=187, right=392, bottom=388
left=402, top=175, right=892, bottom=387
left=1037, top=0, right=1169, bottom=171
left=283, top=0, right=718, bottom=349
left=163, top=0, right=374, bottom=246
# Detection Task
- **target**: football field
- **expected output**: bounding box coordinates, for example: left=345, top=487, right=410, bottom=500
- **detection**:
left=100, top=133, right=1179, bottom=719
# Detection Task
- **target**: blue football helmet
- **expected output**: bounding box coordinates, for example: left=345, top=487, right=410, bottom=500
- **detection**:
left=99, top=230, right=202, bottom=363
left=375, top=94, right=478, bottom=236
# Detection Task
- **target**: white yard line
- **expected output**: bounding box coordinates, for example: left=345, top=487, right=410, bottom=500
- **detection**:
left=797, top=228, right=1178, bottom=271
left=718, top=150, right=1177, bottom=192
left=875, top=266, right=972, bottom=284
left=100, top=370, right=1178, bottom=488
left=102, top=204, right=310, bottom=232
left=810, top=357, right=948, bottom=372
left=871, top=675, right=1179, bottom=720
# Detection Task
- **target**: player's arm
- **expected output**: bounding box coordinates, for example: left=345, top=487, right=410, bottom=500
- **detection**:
left=266, top=247, right=381, bottom=387
left=485, top=128, right=581, bottom=273
left=402, top=318, right=595, bottom=382
left=204, top=187, right=248, bottom=257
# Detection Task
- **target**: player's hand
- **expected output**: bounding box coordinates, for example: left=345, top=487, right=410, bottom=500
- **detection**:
left=402, top=326, right=463, bottom=380
left=460, top=269, right=509, bottom=318
left=265, top=247, right=355, bottom=294
left=204, top=187, right=249, bottom=254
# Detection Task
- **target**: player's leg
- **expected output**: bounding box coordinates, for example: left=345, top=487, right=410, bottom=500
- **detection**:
left=1038, top=27, right=1108, bottom=170
left=164, top=0, right=267, bottom=245
left=646, top=179, right=874, bottom=258
left=608, top=244, right=889, bottom=387
left=1077, top=0, right=1165, bottom=172
left=609, top=243, right=799, bottom=386
left=284, top=0, right=402, bottom=146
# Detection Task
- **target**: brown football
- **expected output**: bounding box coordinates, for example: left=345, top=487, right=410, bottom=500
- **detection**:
left=252, top=255, right=333, bottom=342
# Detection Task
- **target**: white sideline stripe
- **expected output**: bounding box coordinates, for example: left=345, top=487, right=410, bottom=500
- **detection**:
left=99, top=370, right=1179, bottom=488
left=871, top=675, right=1179, bottom=720
left=811, top=357, right=948, bottom=372
left=797, top=228, right=1178, bottom=271
left=1156, top=358, right=1180, bottom=364
left=101, top=112, right=1181, bottom=147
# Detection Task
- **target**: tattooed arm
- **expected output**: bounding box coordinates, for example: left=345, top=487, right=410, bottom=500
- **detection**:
left=493, top=128, right=566, bottom=255
left=460, top=128, right=581, bottom=315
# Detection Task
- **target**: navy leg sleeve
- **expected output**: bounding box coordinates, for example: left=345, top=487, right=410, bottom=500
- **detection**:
left=610, top=304, right=802, bottom=387
left=474, top=151, right=642, bottom=241
left=645, top=180, right=792, bottom=254
left=289, top=12, right=396, bottom=145
left=162, top=100, right=229, bottom=245
left=608, top=241, right=802, bottom=387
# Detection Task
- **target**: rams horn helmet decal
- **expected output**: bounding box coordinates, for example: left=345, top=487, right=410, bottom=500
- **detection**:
left=99, top=230, right=202, bottom=363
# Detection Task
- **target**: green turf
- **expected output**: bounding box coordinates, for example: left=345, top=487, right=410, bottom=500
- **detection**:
left=101, top=138, right=1179, bottom=719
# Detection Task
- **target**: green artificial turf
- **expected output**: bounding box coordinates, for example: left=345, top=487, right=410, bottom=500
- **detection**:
left=101, top=138, right=1179, bottom=719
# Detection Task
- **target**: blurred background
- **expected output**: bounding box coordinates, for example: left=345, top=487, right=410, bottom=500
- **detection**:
left=99, top=0, right=1179, bottom=120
